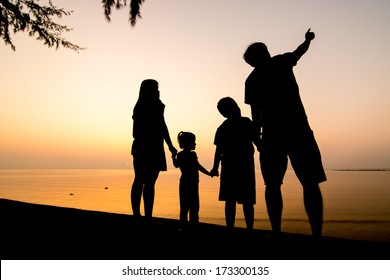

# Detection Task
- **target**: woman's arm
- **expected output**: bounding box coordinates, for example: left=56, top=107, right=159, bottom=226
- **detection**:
left=161, top=116, right=177, bottom=156
left=172, top=153, right=179, bottom=168
left=210, top=146, right=221, bottom=177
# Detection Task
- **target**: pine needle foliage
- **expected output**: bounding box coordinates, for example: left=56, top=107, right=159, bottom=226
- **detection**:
left=101, top=0, right=145, bottom=27
left=0, top=0, right=85, bottom=51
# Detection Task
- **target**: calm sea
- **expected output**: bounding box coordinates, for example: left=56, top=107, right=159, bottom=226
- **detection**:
left=0, top=169, right=389, bottom=243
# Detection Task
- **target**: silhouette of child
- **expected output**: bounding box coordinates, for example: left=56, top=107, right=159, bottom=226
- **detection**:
left=131, top=79, right=177, bottom=219
left=173, top=131, right=212, bottom=223
left=211, top=97, right=260, bottom=230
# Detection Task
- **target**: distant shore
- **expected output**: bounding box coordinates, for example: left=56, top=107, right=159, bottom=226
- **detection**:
left=333, top=168, right=390, bottom=171
left=1, top=198, right=389, bottom=260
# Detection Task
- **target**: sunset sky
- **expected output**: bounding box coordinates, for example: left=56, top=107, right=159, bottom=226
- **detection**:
left=1, top=0, right=389, bottom=170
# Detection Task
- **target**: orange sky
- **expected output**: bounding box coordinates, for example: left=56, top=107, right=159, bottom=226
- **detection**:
left=1, top=0, right=389, bottom=169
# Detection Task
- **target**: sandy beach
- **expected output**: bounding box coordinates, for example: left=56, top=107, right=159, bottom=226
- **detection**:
left=1, top=198, right=389, bottom=260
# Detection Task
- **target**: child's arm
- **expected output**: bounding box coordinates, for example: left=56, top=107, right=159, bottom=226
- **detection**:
left=198, top=162, right=212, bottom=177
left=194, top=152, right=212, bottom=176
left=210, top=146, right=221, bottom=177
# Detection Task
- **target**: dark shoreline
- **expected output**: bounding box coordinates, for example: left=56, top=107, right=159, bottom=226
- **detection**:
left=1, top=198, right=389, bottom=260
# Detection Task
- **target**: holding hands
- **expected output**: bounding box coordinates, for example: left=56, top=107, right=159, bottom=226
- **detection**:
left=169, top=145, right=178, bottom=158
left=210, top=168, right=219, bottom=178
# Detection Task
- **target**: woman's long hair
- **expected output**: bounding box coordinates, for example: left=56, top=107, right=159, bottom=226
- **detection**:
left=137, top=79, right=159, bottom=101
left=132, top=79, right=165, bottom=139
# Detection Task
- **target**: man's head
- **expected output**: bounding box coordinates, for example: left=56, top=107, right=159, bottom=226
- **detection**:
left=243, top=42, right=271, bottom=67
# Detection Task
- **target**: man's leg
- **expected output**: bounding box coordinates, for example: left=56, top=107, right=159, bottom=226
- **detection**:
left=302, top=183, right=323, bottom=238
left=260, top=134, right=287, bottom=235
left=265, top=184, right=283, bottom=234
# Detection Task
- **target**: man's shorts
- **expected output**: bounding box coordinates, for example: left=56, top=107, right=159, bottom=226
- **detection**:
left=260, top=129, right=327, bottom=187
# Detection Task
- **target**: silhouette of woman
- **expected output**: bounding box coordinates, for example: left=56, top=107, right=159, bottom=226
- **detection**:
left=131, top=79, right=177, bottom=218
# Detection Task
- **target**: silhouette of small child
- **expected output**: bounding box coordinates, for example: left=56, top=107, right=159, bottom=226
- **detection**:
left=211, top=97, right=260, bottom=230
left=173, top=131, right=212, bottom=223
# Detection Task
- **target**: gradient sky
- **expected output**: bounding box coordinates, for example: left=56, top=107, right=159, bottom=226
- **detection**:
left=1, top=0, right=389, bottom=169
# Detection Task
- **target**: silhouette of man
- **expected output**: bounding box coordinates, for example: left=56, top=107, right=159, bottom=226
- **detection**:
left=243, top=29, right=327, bottom=241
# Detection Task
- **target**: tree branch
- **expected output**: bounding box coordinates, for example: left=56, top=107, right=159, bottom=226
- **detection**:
left=0, top=0, right=85, bottom=51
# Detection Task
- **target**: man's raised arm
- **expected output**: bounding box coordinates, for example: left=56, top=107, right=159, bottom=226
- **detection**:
left=292, top=28, right=315, bottom=62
